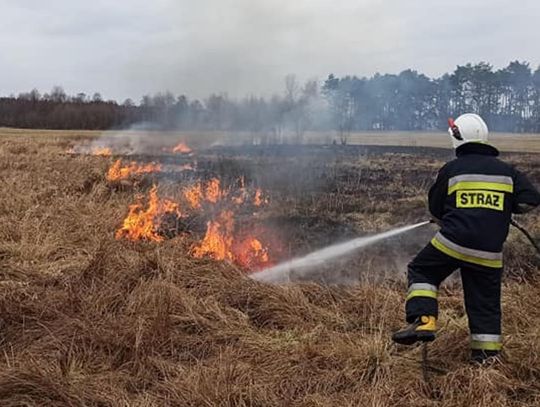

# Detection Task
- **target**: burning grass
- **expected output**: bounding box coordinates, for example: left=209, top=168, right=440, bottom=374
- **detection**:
left=0, top=132, right=539, bottom=406
left=106, top=159, right=162, bottom=182
left=112, top=177, right=275, bottom=271
left=115, top=184, right=181, bottom=242
left=171, top=142, right=193, bottom=154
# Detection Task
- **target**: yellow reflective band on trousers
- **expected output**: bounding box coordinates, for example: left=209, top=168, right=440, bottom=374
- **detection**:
left=431, top=234, right=503, bottom=269
left=406, top=283, right=438, bottom=301
left=471, top=334, right=503, bottom=351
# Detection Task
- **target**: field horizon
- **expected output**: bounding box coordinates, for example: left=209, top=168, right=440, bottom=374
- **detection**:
left=1, top=127, right=540, bottom=153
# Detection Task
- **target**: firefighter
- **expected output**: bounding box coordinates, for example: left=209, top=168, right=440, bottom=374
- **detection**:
left=392, top=113, right=540, bottom=363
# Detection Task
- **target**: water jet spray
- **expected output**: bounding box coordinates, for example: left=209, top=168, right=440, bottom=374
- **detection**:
left=251, top=220, right=431, bottom=283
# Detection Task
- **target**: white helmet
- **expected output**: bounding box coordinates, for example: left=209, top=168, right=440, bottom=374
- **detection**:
left=448, top=113, right=489, bottom=149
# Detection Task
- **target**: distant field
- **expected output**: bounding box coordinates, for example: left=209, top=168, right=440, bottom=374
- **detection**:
left=342, top=132, right=540, bottom=153
left=1, top=127, right=539, bottom=153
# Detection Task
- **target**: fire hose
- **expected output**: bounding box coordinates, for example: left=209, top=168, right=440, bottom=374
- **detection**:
left=511, top=219, right=540, bottom=256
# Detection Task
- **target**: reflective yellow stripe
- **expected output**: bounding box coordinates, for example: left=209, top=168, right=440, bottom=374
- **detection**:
left=431, top=238, right=502, bottom=268
left=406, top=290, right=437, bottom=301
left=471, top=341, right=503, bottom=351
left=448, top=181, right=513, bottom=195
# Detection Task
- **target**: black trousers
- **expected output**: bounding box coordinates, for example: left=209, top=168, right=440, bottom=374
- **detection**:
left=406, top=243, right=502, bottom=344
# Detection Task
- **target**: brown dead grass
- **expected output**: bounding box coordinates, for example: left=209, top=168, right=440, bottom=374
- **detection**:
left=0, top=132, right=539, bottom=406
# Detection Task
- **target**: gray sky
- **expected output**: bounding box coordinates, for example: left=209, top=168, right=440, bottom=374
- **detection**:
left=1, top=0, right=539, bottom=102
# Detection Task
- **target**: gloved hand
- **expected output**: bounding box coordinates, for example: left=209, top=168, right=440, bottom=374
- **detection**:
left=429, top=218, right=442, bottom=226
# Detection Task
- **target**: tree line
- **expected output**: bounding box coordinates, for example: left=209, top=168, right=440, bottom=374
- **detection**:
left=1, top=61, right=539, bottom=135
left=323, top=61, right=540, bottom=138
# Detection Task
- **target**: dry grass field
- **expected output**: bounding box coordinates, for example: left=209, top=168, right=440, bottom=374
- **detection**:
left=0, top=129, right=539, bottom=406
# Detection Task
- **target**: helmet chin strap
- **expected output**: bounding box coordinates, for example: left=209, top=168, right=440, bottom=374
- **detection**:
left=448, top=118, right=463, bottom=141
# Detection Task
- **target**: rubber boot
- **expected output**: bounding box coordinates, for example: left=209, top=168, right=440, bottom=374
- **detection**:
left=471, top=350, right=501, bottom=365
left=392, top=315, right=436, bottom=345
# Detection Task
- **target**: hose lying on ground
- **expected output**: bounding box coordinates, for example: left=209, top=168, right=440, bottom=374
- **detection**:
left=511, top=219, right=540, bottom=256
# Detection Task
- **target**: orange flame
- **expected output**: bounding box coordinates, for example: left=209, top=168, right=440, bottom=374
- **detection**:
left=233, top=237, right=270, bottom=270
left=92, top=147, right=112, bottom=156
left=253, top=189, right=267, bottom=206
left=172, top=142, right=192, bottom=154
left=183, top=178, right=225, bottom=208
left=232, top=194, right=245, bottom=205
left=106, top=159, right=162, bottom=182
left=183, top=183, right=204, bottom=209
left=177, top=163, right=195, bottom=171
left=192, top=211, right=271, bottom=270
left=192, top=211, right=235, bottom=261
left=205, top=178, right=222, bottom=203
left=115, top=170, right=275, bottom=270
left=115, top=185, right=180, bottom=242
left=232, top=177, right=247, bottom=205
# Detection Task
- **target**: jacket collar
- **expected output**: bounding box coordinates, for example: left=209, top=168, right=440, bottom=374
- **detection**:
left=456, top=142, right=499, bottom=157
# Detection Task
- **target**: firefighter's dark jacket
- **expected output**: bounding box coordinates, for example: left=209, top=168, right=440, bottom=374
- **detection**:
left=428, top=142, right=540, bottom=255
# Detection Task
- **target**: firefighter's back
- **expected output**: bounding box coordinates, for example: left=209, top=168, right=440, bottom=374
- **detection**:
left=440, top=147, right=514, bottom=255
